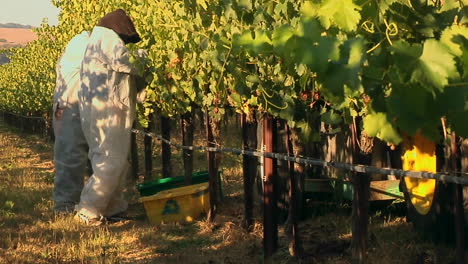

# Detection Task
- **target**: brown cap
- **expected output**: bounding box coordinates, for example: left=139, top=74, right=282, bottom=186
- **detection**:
left=97, top=9, right=141, bottom=44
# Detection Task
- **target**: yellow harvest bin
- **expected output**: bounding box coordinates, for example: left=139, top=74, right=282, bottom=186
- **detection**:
left=139, top=182, right=210, bottom=224
left=402, top=133, right=437, bottom=215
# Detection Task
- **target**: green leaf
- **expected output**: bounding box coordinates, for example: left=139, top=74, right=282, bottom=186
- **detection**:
left=320, top=38, right=364, bottom=104
left=246, top=74, right=260, bottom=83
left=295, top=120, right=321, bottom=143
left=321, top=110, right=342, bottom=125
left=270, top=93, right=295, bottom=121
left=274, top=1, right=288, bottom=16
left=439, top=0, right=460, bottom=12
left=248, top=95, right=258, bottom=106
left=233, top=30, right=272, bottom=54
left=440, top=24, right=468, bottom=68
left=196, top=0, right=207, bottom=10
left=229, top=92, right=242, bottom=105
left=411, top=39, right=459, bottom=90
left=436, top=86, right=468, bottom=114
left=296, top=36, right=340, bottom=73
left=363, top=112, right=402, bottom=144
left=391, top=40, right=459, bottom=91
left=385, top=84, right=435, bottom=135
left=316, top=0, right=361, bottom=32
left=296, top=64, right=307, bottom=76
left=297, top=18, right=322, bottom=42
left=391, top=40, right=422, bottom=66
left=440, top=85, right=468, bottom=137
left=300, top=1, right=319, bottom=18
left=448, top=111, right=468, bottom=138
left=146, top=89, right=156, bottom=101
left=239, top=0, right=252, bottom=11
left=455, top=36, right=468, bottom=79
left=272, top=24, right=296, bottom=52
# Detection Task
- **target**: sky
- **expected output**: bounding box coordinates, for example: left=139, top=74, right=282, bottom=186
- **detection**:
left=0, top=0, right=60, bottom=27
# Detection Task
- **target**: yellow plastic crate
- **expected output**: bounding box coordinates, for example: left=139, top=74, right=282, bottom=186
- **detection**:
left=139, top=182, right=210, bottom=224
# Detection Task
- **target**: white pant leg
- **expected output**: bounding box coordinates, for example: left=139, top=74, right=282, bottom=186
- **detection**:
left=76, top=93, right=132, bottom=219
left=77, top=154, right=129, bottom=218
left=104, top=159, right=130, bottom=217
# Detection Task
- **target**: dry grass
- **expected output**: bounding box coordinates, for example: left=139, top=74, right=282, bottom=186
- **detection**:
left=0, top=118, right=461, bottom=264
left=0, top=120, right=263, bottom=264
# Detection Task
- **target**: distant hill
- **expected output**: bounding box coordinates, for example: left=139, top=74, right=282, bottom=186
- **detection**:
left=0, top=23, right=33, bottom=29
left=0, top=27, right=37, bottom=50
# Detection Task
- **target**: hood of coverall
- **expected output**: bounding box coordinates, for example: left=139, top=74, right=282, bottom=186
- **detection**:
left=97, top=9, right=141, bottom=44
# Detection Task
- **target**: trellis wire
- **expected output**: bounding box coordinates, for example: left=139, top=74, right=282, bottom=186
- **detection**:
left=132, top=128, right=468, bottom=186
left=2, top=110, right=48, bottom=121
left=0, top=112, right=466, bottom=186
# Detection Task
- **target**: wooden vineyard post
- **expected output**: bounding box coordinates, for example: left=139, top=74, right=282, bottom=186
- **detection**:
left=144, top=116, right=153, bottom=182
left=181, top=111, right=194, bottom=185
left=161, top=115, right=172, bottom=178
left=451, top=132, right=465, bottom=264
left=351, top=169, right=371, bottom=264
left=285, top=122, right=302, bottom=257
left=205, top=111, right=219, bottom=222
left=350, top=122, right=371, bottom=264
left=241, top=112, right=257, bottom=231
left=263, top=114, right=278, bottom=261
left=45, top=116, right=54, bottom=142
left=130, top=121, right=139, bottom=181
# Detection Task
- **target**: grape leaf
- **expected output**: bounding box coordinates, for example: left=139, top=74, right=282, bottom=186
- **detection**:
left=411, top=39, right=459, bottom=90
left=363, top=112, right=402, bottom=144
left=450, top=34, right=468, bottom=79
left=392, top=40, right=459, bottom=91
left=319, top=38, right=364, bottom=105
left=233, top=30, right=272, bottom=55
left=448, top=111, right=468, bottom=138
left=316, top=0, right=361, bottom=32
left=385, top=84, right=435, bottom=136
left=295, top=36, right=339, bottom=73
left=321, top=110, right=342, bottom=125
left=272, top=24, right=296, bottom=53
left=297, top=18, right=322, bottom=42
left=440, top=25, right=468, bottom=57
left=300, top=1, right=319, bottom=18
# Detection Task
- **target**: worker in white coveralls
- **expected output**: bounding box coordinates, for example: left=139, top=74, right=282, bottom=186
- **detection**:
left=75, top=9, right=146, bottom=225
left=53, top=31, right=90, bottom=213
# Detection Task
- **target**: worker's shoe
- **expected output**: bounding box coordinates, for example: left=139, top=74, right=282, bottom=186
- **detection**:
left=74, top=212, right=107, bottom=226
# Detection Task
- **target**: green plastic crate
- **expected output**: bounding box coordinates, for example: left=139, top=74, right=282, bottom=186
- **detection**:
left=137, top=171, right=223, bottom=198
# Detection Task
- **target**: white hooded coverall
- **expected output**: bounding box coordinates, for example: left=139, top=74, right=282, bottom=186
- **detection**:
left=53, top=31, right=90, bottom=212
left=76, top=26, right=138, bottom=219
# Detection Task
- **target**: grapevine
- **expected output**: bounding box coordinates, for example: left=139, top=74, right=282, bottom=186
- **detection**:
left=0, top=0, right=466, bottom=144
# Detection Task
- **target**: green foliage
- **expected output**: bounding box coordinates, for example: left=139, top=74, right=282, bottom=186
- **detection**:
left=301, top=0, right=361, bottom=32
left=0, top=0, right=466, bottom=142
left=363, top=112, right=401, bottom=144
